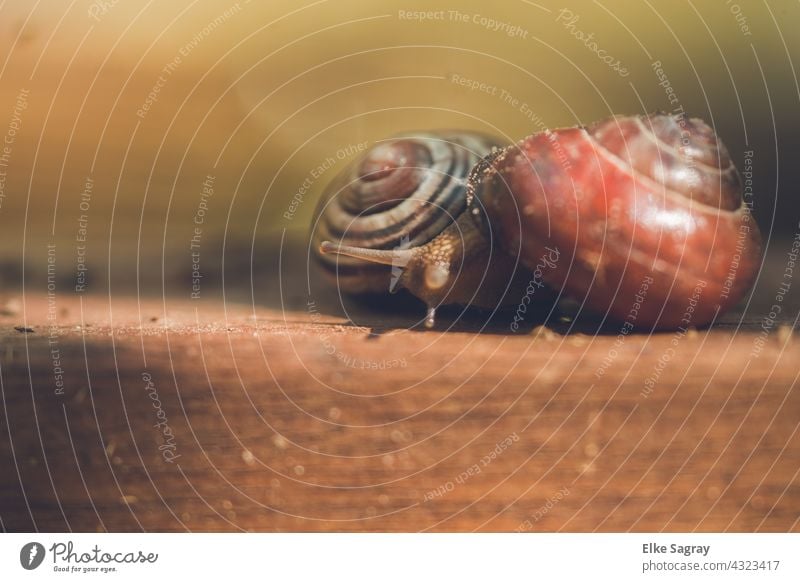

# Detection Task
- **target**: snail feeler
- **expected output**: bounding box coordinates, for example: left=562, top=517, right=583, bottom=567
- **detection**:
left=311, top=115, right=760, bottom=330
left=312, top=131, right=541, bottom=328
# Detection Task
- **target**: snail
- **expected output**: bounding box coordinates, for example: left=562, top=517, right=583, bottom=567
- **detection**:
left=469, top=112, right=762, bottom=329
left=311, top=131, right=544, bottom=327
left=313, top=114, right=762, bottom=330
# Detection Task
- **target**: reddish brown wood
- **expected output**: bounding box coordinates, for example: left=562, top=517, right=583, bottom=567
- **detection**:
left=0, top=293, right=798, bottom=532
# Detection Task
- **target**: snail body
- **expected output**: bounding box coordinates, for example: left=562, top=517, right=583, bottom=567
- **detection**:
left=313, top=114, right=762, bottom=330
left=312, top=131, right=541, bottom=327
left=469, top=113, right=762, bottom=329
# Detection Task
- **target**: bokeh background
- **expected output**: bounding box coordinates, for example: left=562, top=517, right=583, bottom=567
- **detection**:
left=1, top=0, right=799, bottom=534
left=0, top=0, right=796, bottom=302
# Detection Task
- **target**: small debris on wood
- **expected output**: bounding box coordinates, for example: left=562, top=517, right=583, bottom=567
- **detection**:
left=271, top=434, right=288, bottom=450
left=366, top=327, right=387, bottom=340
left=568, top=333, right=589, bottom=347
left=777, top=324, right=793, bottom=345
left=13, top=325, right=34, bottom=333
left=531, top=325, right=558, bottom=341
left=390, top=429, right=412, bottom=444
left=0, top=299, right=20, bottom=316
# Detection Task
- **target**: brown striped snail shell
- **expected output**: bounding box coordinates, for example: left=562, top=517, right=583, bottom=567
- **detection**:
left=468, top=112, right=762, bottom=329
left=311, top=131, right=542, bottom=327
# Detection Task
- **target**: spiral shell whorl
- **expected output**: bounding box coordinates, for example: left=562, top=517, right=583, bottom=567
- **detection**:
left=587, top=114, right=742, bottom=210
left=469, top=112, right=762, bottom=328
left=338, top=140, right=431, bottom=215
left=312, top=131, right=503, bottom=294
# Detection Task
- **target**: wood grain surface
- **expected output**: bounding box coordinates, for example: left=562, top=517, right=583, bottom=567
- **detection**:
left=0, top=0, right=798, bottom=537
left=1, top=289, right=798, bottom=533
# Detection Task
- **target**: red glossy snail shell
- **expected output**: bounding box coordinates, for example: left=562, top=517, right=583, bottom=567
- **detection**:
left=469, top=113, right=762, bottom=329
left=311, top=131, right=543, bottom=327
left=313, top=114, right=761, bottom=330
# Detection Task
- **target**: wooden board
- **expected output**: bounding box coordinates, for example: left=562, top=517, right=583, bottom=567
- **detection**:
left=1, top=290, right=798, bottom=532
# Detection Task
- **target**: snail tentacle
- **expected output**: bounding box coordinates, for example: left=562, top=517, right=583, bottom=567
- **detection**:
left=319, top=240, right=413, bottom=267
left=312, top=131, right=545, bottom=326
left=312, top=114, right=761, bottom=331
